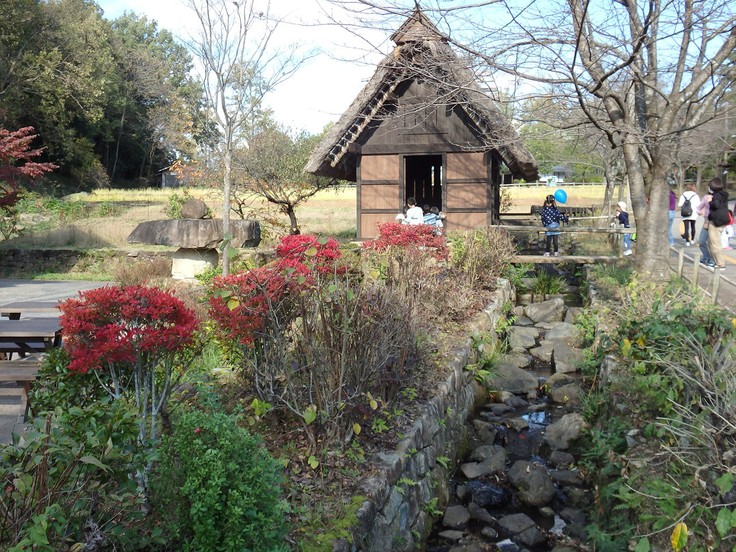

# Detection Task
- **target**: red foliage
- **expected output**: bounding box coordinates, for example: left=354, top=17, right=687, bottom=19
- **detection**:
left=208, top=266, right=296, bottom=347
left=0, top=127, right=57, bottom=206
left=363, top=222, right=448, bottom=260
left=274, top=234, right=345, bottom=274
left=60, top=285, right=199, bottom=374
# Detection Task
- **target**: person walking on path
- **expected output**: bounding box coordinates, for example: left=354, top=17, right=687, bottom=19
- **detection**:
left=696, top=193, right=715, bottom=266
left=540, top=194, right=568, bottom=256
left=678, top=184, right=700, bottom=245
left=614, top=201, right=633, bottom=256
left=707, top=178, right=730, bottom=269
left=669, top=189, right=677, bottom=246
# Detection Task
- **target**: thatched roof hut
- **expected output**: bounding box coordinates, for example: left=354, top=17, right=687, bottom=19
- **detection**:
left=306, top=7, right=539, bottom=238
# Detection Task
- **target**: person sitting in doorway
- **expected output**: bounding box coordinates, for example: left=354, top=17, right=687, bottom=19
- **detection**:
left=404, top=197, right=424, bottom=225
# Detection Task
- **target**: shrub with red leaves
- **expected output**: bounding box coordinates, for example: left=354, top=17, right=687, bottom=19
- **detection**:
left=363, top=222, right=448, bottom=260
left=60, top=285, right=198, bottom=374
left=208, top=266, right=297, bottom=348
left=274, top=234, right=345, bottom=274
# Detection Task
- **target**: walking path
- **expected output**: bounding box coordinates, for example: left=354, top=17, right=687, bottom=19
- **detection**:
left=0, top=280, right=106, bottom=442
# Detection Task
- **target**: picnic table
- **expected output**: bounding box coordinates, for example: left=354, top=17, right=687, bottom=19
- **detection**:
left=0, top=300, right=61, bottom=320
left=0, top=317, right=63, bottom=358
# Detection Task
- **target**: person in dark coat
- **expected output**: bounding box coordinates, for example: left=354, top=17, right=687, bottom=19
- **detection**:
left=707, top=178, right=730, bottom=269
left=540, top=194, right=568, bottom=256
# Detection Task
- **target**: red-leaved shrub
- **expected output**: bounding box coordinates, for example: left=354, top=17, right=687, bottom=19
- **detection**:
left=274, top=234, right=346, bottom=274
left=363, top=222, right=448, bottom=260
left=208, top=266, right=297, bottom=347
left=61, top=285, right=198, bottom=374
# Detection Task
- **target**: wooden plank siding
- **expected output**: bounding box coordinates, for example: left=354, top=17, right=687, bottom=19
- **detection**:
left=358, top=154, right=401, bottom=239
left=444, top=151, right=492, bottom=231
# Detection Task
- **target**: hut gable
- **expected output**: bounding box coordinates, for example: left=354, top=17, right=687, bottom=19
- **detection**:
left=305, top=7, right=538, bottom=183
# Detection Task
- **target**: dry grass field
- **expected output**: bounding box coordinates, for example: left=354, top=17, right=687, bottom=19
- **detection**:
left=2, top=183, right=618, bottom=251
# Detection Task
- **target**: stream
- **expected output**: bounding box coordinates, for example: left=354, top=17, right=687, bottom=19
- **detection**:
left=425, top=265, right=591, bottom=552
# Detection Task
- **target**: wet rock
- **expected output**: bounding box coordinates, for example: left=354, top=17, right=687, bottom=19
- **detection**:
left=508, top=327, right=539, bottom=351
left=546, top=372, right=577, bottom=388
left=525, top=298, right=566, bottom=323
left=529, top=341, right=555, bottom=362
left=506, top=461, right=555, bottom=507
left=550, top=341, right=584, bottom=374
left=497, top=512, right=536, bottom=535
left=517, top=525, right=547, bottom=548
left=549, top=450, right=575, bottom=467
left=468, top=501, right=494, bottom=523
left=505, top=417, right=529, bottom=431
left=487, top=403, right=514, bottom=416
left=544, top=413, right=588, bottom=450
left=438, top=529, right=464, bottom=541
left=442, top=505, right=470, bottom=529
left=504, top=429, right=545, bottom=461
left=504, top=394, right=530, bottom=409
left=480, top=526, right=499, bottom=539
left=545, top=322, right=584, bottom=347
left=548, top=382, right=582, bottom=406
left=468, top=444, right=506, bottom=464
left=472, top=419, right=497, bottom=443
left=490, top=364, right=539, bottom=395
left=460, top=457, right=503, bottom=479
left=551, top=469, right=585, bottom=487
left=466, top=480, right=510, bottom=508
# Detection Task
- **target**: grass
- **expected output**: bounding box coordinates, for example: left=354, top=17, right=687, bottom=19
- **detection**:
left=2, top=183, right=615, bottom=253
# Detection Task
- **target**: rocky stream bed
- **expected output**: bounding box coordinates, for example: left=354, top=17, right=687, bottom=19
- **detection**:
left=425, top=291, right=593, bottom=552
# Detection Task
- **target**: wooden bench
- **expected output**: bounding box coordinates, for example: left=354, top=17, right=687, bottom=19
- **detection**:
left=0, top=360, right=41, bottom=418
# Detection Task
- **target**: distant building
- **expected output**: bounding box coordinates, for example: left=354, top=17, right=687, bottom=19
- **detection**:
left=159, top=167, right=183, bottom=188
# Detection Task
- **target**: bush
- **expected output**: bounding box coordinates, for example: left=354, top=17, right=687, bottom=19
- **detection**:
left=0, top=401, right=145, bottom=551
left=364, top=222, right=448, bottom=260
left=151, top=410, right=288, bottom=551
left=112, top=256, right=172, bottom=286
left=447, top=226, right=517, bottom=289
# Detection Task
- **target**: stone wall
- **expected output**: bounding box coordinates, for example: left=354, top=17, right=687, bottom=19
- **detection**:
left=335, top=279, right=515, bottom=551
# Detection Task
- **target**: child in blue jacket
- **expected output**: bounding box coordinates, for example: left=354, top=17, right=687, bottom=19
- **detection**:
left=541, top=194, right=568, bottom=256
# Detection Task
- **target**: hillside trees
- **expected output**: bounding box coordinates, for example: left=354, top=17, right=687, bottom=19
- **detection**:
left=0, top=0, right=202, bottom=188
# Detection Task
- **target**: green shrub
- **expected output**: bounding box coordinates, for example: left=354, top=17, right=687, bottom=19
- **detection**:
left=447, top=226, right=517, bottom=289
left=29, top=348, right=111, bottom=412
left=0, top=401, right=144, bottom=551
left=151, top=410, right=288, bottom=551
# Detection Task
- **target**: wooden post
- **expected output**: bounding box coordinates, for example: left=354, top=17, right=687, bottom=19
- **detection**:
left=677, top=248, right=685, bottom=277
left=712, top=269, right=721, bottom=305
left=691, top=251, right=701, bottom=290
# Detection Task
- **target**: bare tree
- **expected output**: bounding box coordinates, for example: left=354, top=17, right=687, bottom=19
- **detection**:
left=325, top=0, right=736, bottom=277
left=187, top=0, right=305, bottom=274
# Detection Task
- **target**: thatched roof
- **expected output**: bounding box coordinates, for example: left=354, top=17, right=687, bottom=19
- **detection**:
left=305, top=8, right=538, bottom=182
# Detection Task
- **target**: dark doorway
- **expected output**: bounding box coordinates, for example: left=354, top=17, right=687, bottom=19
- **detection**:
left=405, top=155, right=443, bottom=210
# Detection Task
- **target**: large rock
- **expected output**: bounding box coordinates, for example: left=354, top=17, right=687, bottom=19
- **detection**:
left=524, top=298, right=565, bottom=323
left=507, top=460, right=555, bottom=507
left=489, top=363, right=539, bottom=395
left=544, top=413, right=588, bottom=450
left=128, top=219, right=260, bottom=249
left=180, top=198, right=209, bottom=219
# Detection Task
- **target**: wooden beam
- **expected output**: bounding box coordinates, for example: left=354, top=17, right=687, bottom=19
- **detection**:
left=496, top=225, right=636, bottom=234
left=512, top=255, right=621, bottom=264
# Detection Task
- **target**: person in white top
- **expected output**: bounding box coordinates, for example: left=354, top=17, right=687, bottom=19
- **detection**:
left=404, top=197, right=424, bottom=225
left=678, top=184, right=700, bottom=245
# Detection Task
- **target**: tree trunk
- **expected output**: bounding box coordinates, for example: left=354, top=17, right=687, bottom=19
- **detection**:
left=286, top=206, right=300, bottom=235
left=222, top=137, right=232, bottom=276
